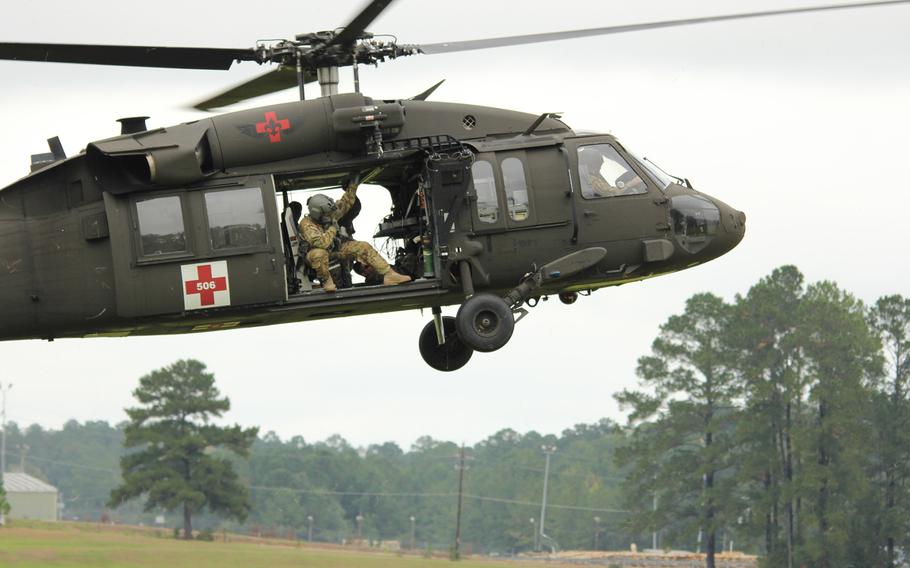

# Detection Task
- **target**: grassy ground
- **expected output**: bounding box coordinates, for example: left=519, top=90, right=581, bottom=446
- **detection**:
left=0, top=521, right=520, bottom=568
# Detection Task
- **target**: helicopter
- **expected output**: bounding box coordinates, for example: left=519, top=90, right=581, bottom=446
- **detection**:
left=0, top=1, right=902, bottom=372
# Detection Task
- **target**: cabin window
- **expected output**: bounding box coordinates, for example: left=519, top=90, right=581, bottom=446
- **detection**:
left=577, top=144, right=648, bottom=199
left=502, top=157, right=530, bottom=222
left=204, top=187, right=268, bottom=250
left=471, top=160, right=499, bottom=224
left=136, top=195, right=187, bottom=256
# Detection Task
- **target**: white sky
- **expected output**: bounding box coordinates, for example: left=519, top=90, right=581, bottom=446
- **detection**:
left=1, top=0, right=908, bottom=448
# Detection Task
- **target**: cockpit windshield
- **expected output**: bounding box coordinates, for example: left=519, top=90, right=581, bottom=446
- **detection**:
left=577, top=144, right=648, bottom=198
left=629, top=152, right=675, bottom=191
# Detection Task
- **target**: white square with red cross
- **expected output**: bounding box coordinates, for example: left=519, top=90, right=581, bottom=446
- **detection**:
left=181, top=261, right=231, bottom=311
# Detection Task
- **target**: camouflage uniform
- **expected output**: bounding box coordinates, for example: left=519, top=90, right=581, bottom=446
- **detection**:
left=590, top=174, right=622, bottom=197
left=300, top=183, right=391, bottom=286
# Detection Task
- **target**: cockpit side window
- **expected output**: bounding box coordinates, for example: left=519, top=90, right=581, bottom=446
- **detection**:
left=471, top=160, right=499, bottom=224
left=501, top=157, right=530, bottom=222
left=577, top=144, right=648, bottom=199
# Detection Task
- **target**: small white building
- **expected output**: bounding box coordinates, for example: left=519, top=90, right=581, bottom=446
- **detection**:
left=2, top=472, right=58, bottom=521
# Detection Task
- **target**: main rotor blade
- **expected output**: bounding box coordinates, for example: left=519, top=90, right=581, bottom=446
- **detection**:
left=417, top=0, right=910, bottom=54
left=193, top=66, right=318, bottom=111
left=0, top=42, right=258, bottom=70
left=331, top=0, right=397, bottom=47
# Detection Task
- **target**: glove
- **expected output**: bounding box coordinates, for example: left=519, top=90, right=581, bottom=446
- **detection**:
left=342, top=173, right=360, bottom=192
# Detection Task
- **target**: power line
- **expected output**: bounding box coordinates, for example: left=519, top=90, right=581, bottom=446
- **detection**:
left=463, top=493, right=629, bottom=514
left=10, top=452, right=630, bottom=515
left=1, top=450, right=120, bottom=474
left=249, top=485, right=630, bottom=514
left=250, top=486, right=451, bottom=498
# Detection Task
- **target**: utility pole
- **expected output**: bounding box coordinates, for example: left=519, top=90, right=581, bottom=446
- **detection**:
left=652, top=494, right=658, bottom=550
left=17, top=444, right=28, bottom=473
left=453, top=444, right=471, bottom=560
left=0, top=382, right=11, bottom=527
left=0, top=383, right=11, bottom=476
left=537, top=444, right=556, bottom=552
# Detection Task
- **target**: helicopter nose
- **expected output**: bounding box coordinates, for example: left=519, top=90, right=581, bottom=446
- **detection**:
left=713, top=197, right=746, bottom=253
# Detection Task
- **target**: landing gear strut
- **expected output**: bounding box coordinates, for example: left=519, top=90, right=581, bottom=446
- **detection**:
left=418, top=315, right=473, bottom=372
left=417, top=248, right=607, bottom=371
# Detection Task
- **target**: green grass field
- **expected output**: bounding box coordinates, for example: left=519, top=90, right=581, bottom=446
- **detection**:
left=0, top=521, right=536, bottom=568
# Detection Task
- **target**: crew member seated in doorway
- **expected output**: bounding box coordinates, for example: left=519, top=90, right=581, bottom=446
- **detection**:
left=300, top=176, right=411, bottom=292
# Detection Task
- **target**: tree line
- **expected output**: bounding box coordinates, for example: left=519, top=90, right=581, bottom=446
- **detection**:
left=617, top=266, right=910, bottom=568
left=1, top=405, right=634, bottom=552
left=2, top=265, right=907, bottom=567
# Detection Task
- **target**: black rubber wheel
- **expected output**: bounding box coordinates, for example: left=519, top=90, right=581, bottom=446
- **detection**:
left=419, top=316, right=473, bottom=372
left=455, top=293, right=515, bottom=353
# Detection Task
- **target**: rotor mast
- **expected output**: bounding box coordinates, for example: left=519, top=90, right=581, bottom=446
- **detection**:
left=317, top=66, right=340, bottom=97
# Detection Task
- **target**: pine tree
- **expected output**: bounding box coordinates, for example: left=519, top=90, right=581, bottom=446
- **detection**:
left=796, top=282, right=882, bottom=567
left=615, top=293, right=741, bottom=568
left=727, top=266, right=807, bottom=567
left=868, top=295, right=910, bottom=566
left=109, top=359, right=258, bottom=539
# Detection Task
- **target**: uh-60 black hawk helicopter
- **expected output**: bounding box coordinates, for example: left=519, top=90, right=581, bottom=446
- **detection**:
left=0, top=0, right=904, bottom=371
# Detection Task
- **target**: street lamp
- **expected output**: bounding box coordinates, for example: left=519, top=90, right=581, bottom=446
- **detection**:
left=307, top=515, right=314, bottom=542
left=593, top=516, right=602, bottom=551
left=409, top=515, right=416, bottom=550
left=1, top=383, right=12, bottom=474
left=355, top=514, right=364, bottom=541
left=530, top=517, right=537, bottom=551
left=537, top=444, right=557, bottom=552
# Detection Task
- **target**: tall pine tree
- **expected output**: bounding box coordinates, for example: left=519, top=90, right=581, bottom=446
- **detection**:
left=728, top=266, right=807, bottom=567
left=616, top=293, right=741, bottom=568
left=109, top=359, right=258, bottom=539
left=868, top=295, right=910, bottom=566
left=796, top=282, right=882, bottom=567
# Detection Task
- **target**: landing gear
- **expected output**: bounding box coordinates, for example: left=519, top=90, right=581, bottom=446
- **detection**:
left=417, top=248, right=607, bottom=370
left=559, top=291, right=578, bottom=305
left=419, top=316, right=473, bottom=372
left=455, top=294, right=515, bottom=353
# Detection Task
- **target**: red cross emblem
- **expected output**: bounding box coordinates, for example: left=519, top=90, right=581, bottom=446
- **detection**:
left=184, top=264, right=227, bottom=306
left=255, top=111, right=291, bottom=143
left=181, top=261, right=231, bottom=310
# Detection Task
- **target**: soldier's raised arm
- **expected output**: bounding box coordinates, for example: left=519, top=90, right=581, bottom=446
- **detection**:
left=334, top=177, right=359, bottom=220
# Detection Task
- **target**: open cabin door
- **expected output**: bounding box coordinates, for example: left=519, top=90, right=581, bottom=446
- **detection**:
left=104, top=175, right=286, bottom=319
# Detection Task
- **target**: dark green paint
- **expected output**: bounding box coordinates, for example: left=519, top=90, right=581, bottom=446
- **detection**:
left=0, top=93, right=744, bottom=344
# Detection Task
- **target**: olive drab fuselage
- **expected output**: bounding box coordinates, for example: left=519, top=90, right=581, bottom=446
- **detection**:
left=0, top=92, right=745, bottom=341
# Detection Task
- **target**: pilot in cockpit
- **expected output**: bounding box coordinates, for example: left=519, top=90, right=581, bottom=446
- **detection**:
left=579, top=146, right=646, bottom=198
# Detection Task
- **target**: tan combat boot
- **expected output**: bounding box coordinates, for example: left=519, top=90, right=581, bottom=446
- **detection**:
left=317, top=272, right=337, bottom=292
left=382, top=269, right=412, bottom=286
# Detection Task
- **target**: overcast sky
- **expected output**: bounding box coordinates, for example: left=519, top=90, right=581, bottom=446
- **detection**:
left=0, top=0, right=908, bottom=448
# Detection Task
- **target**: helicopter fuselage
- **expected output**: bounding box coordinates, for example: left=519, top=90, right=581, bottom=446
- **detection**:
left=0, top=93, right=744, bottom=344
